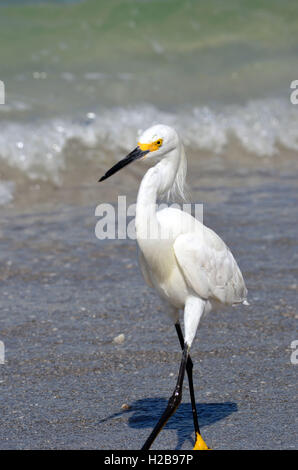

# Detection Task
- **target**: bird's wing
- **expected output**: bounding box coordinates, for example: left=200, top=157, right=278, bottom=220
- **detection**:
left=173, top=229, right=248, bottom=305
left=137, top=245, right=154, bottom=288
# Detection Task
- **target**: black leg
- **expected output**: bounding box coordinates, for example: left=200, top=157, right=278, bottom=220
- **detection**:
left=175, top=322, right=201, bottom=436
left=141, top=344, right=189, bottom=450
left=175, top=322, right=210, bottom=450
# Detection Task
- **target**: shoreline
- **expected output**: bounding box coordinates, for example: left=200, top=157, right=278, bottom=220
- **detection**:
left=1, top=142, right=297, bottom=215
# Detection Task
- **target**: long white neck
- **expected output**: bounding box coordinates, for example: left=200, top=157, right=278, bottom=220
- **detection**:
left=135, top=145, right=182, bottom=242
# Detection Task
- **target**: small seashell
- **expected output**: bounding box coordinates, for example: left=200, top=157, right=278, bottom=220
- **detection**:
left=113, top=333, right=125, bottom=344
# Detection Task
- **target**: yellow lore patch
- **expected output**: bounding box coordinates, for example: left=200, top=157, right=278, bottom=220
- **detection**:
left=138, top=138, right=163, bottom=153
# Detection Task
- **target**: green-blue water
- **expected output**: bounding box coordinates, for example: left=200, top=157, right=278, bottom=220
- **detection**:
left=0, top=0, right=298, bottom=203
left=1, top=0, right=298, bottom=113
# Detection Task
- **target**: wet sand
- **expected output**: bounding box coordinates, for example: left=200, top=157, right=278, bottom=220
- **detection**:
left=0, top=151, right=297, bottom=449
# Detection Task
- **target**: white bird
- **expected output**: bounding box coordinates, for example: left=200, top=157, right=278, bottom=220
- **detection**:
left=99, top=124, right=248, bottom=450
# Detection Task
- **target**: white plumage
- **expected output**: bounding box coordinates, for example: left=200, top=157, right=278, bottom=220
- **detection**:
left=100, top=123, right=248, bottom=450
left=134, top=124, right=248, bottom=347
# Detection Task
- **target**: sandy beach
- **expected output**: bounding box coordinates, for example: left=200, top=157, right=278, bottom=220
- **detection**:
left=0, top=145, right=297, bottom=449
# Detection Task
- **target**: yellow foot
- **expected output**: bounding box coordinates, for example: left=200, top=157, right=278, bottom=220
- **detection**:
left=193, top=432, right=212, bottom=450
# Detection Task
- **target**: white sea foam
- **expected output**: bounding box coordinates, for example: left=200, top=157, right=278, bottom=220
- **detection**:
left=0, top=98, right=297, bottom=190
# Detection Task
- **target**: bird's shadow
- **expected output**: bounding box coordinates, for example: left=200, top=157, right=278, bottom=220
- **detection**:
left=100, top=398, right=237, bottom=449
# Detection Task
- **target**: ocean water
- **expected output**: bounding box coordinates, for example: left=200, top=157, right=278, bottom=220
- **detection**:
left=0, top=0, right=298, bottom=204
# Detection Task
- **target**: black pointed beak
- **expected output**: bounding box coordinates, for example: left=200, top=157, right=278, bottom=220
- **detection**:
left=99, top=146, right=150, bottom=182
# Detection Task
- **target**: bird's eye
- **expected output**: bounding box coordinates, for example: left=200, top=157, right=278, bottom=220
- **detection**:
left=153, top=138, right=163, bottom=150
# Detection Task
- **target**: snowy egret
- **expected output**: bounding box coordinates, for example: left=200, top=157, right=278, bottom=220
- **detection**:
left=99, top=124, right=248, bottom=450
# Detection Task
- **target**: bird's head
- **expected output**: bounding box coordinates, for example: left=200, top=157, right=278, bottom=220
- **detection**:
left=99, top=124, right=179, bottom=182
